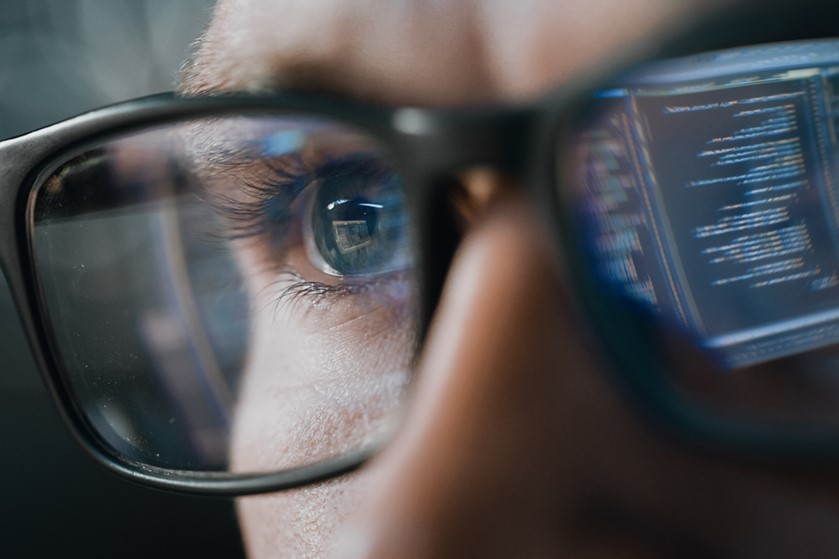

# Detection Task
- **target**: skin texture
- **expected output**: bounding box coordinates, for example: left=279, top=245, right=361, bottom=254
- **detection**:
left=183, top=0, right=839, bottom=557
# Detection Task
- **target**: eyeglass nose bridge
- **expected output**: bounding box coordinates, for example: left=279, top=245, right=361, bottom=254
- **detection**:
left=391, top=105, right=542, bottom=179
left=388, top=105, right=550, bottom=351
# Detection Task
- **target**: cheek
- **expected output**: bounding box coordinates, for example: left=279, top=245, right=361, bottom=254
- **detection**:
left=237, top=471, right=373, bottom=559
left=230, top=268, right=415, bottom=473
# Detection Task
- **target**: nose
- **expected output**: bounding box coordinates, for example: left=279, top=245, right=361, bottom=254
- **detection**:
left=330, top=174, right=604, bottom=558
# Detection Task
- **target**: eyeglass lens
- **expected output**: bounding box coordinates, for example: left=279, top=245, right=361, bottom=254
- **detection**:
left=564, top=39, right=839, bottom=428
left=30, top=115, right=417, bottom=473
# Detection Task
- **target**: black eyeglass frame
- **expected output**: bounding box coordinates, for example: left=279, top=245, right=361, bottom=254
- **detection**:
left=0, top=88, right=557, bottom=495
left=2, top=0, right=839, bottom=496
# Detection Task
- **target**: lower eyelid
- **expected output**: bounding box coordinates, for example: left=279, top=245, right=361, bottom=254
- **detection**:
left=274, top=277, right=359, bottom=306
left=273, top=268, right=411, bottom=305
left=262, top=265, right=413, bottom=328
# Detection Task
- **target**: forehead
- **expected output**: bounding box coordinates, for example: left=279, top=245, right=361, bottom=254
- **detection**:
left=185, top=0, right=731, bottom=104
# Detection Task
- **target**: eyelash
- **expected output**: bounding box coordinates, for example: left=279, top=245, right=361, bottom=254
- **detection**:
left=271, top=270, right=380, bottom=308
left=213, top=154, right=308, bottom=244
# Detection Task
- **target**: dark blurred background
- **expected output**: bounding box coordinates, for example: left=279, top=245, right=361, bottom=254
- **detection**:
left=0, top=2, right=245, bottom=557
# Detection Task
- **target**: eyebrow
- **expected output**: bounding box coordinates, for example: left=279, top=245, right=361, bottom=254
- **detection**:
left=177, top=33, right=362, bottom=101
left=174, top=2, right=498, bottom=107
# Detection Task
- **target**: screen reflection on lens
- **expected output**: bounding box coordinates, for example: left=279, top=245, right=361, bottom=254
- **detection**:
left=565, top=39, right=839, bottom=428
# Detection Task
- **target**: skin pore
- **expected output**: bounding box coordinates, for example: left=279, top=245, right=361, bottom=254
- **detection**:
left=183, top=1, right=839, bottom=557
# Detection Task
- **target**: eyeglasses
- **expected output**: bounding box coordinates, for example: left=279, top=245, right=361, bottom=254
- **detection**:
left=4, top=0, right=839, bottom=496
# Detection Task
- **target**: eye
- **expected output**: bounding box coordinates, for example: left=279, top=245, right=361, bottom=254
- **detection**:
left=304, top=156, right=412, bottom=277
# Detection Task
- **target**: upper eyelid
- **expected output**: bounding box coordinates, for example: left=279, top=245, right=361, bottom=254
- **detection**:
left=203, top=149, right=392, bottom=239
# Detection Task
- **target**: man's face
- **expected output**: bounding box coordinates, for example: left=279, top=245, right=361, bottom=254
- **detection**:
left=184, top=1, right=839, bottom=557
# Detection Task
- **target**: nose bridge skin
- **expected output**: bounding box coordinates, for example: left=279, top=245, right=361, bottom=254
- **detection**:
left=324, top=172, right=839, bottom=558
left=330, top=175, right=597, bottom=558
